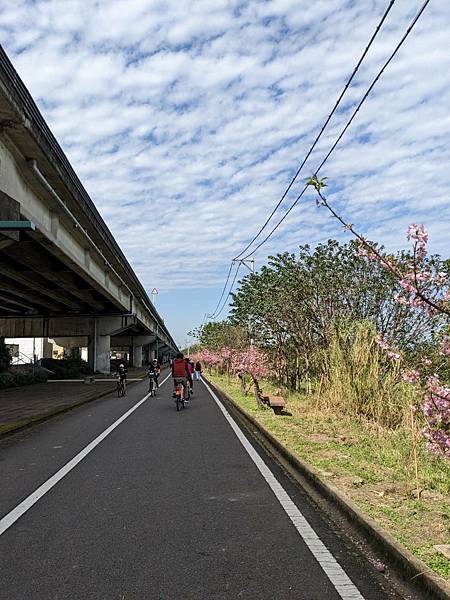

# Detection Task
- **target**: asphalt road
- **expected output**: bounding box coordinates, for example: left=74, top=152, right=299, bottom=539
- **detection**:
left=0, top=373, right=413, bottom=599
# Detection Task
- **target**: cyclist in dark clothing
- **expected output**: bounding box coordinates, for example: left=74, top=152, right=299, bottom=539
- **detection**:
left=194, top=361, right=202, bottom=381
left=185, top=357, right=194, bottom=394
left=117, top=363, right=128, bottom=394
left=148, top=359, right=161, bottom=389
left=118, top=363, right=127, bottom=380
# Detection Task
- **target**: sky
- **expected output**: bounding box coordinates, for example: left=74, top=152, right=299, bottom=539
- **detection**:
left=1, top=0, right=449, bottom=346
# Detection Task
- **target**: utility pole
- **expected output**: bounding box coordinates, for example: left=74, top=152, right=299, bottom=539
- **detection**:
left=232, top=258, right=255, bottom=273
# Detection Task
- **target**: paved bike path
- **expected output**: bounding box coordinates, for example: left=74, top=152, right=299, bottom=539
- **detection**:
left=0, top=375, right=406, bottom=599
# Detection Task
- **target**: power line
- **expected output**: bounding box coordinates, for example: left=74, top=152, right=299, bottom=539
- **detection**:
left=208, top=261, right=234, bottom=318
left=210, top=0, right=396, bottom=317
left=233, top=0, right=397, bottom=261
left=240, top=0, right=431, bottom=260
left=213, top=262, right=242, bottom=320
left=209, top=0, right=429, bottom=318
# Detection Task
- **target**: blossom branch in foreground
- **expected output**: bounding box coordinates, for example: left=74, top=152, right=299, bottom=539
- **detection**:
left=307, top=176, right=450, bottom=458
left=306, top=176, right=450, bottom=318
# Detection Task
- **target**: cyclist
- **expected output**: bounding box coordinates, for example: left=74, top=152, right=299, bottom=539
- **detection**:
left=152, top=358, right=161, bottom=387
left=194, top=360, right=202, bottom=381
left=185, top=357, right=194, bottom=394
left=117, top=363, right=127, bottom=394
left=172, top=352, right=190, bottom=401
left=147, top=359, right=160, bottom=391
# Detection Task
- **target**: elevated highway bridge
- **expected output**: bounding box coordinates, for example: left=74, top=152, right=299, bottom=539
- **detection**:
left=0, top=46, right=177, bottom=372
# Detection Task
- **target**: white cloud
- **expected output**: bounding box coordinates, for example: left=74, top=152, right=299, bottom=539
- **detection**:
left=1, top=0, right=449, bottom=342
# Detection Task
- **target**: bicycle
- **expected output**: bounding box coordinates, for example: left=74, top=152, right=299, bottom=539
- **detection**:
left=117, top=375, right=126, bottom=397
left=175, top=381, right=187, bottom=411
left=148, top=374, right=157, bottom=396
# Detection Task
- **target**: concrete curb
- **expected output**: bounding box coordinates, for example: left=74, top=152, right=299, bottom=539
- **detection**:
left=0, top=379, right=142, bottom=438
left=206, top=377, right=450, bottom=600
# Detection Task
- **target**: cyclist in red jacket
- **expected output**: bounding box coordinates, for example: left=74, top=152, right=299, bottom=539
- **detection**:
left=172, top=353, right=190, bottom=400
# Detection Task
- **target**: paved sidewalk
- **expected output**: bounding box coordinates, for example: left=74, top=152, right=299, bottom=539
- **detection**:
left=0, top=368, right=147, bottom=435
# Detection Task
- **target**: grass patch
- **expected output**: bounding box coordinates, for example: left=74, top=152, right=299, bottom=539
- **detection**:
left=0, top=420, right=32, bottom=435
left=208, top=372, right=450, bottom=581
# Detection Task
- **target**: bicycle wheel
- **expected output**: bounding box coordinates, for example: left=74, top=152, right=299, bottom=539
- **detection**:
left=176, top=396, right=181, bottom=411
left=117, top=382, right=121, bottom=397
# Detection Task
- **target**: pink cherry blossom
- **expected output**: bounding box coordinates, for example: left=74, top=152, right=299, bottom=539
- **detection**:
left=406, top=223, right=428, bottom=243
left=435, top=272, right=448, bottom=285
left=231, top=347, right=270, bottom=380
left=439, top=336, right=450, bottom=356
left=394, top=294, right=409, bottom=306
left=426, top=374, right=440, bottom=390
left=345, top=218, right=449, bottom=459
left=374, top=334, right=389, bottom=351
left=402, top=369, right=420, bottom=384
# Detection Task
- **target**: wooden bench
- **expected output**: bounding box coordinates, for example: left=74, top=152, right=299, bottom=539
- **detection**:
left=262, top=394, right=285, bottom=415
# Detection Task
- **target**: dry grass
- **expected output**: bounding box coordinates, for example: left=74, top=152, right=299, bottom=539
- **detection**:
left=209, top=372, right=450, bottom=581
left=317, top=321, right=413, bottom=428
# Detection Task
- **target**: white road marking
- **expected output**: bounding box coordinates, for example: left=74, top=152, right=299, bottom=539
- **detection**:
left=47, top=379, right=144, bottom=382
left=202, top=379, right=365, bottom=600
left=0, top=373, right=170, bottom=537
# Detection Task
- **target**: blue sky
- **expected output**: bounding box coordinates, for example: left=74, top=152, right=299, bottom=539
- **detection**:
left=2, top=0, right=450, bottom=346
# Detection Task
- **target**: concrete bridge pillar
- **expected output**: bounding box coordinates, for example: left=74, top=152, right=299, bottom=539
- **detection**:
left=132, top=344, right=143, bottom=368
left=148, top=342, right=158, bottom=361
left=142, top=344, right=152, bottom=366
left=88, top=334, right=111, bottom=374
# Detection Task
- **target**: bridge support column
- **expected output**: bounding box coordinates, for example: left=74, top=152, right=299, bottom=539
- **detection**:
left=132, top=344, right=143, bottom=368
left=88, top=333, right=111, bottom=374
left=142, top=344, right=152, bottom=366
left=148, top=342, right=158, bottom=361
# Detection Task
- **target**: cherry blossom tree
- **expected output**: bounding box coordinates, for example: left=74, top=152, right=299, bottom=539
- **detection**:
left=308, top=176, right=450, bottom=459
left=231, top=347, right=270, bottom=407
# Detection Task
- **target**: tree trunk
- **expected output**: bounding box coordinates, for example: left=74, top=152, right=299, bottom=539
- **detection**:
left=252, top=375, right=264, bottom=408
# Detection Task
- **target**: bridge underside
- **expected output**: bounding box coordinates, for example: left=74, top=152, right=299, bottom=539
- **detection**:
left=0, top=232, right=119, bottom=317
left=0, top=227, right=172, bottom=373
left=0, top=46, right=178, bottom=369
left=0, top=211, right=173, bottom=373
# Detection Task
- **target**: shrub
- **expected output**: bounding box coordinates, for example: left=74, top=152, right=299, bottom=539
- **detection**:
left=0, top=372, right=16, bottom=389
left=40, top=358, right=91, bottom=379
left=0, top=339, right=11, bottom=373
left=33, top=371, right=49, bottom=383
left=0, top=367, right=50, bottom=389
left=13, top=372, right=35, bottom=386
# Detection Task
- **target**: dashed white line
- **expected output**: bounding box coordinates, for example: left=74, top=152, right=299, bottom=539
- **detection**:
left=202, top=378, right=365, bottom=600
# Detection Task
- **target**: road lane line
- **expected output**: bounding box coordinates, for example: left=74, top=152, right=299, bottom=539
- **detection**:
left=202, top=379, right=365, bottom=600
left=0, top=373, right=171, bottom=537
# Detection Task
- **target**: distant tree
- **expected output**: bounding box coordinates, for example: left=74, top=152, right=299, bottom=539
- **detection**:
left=199, top=321, right=248, bottom=350
left=229, top=240, right=445, bottom=389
